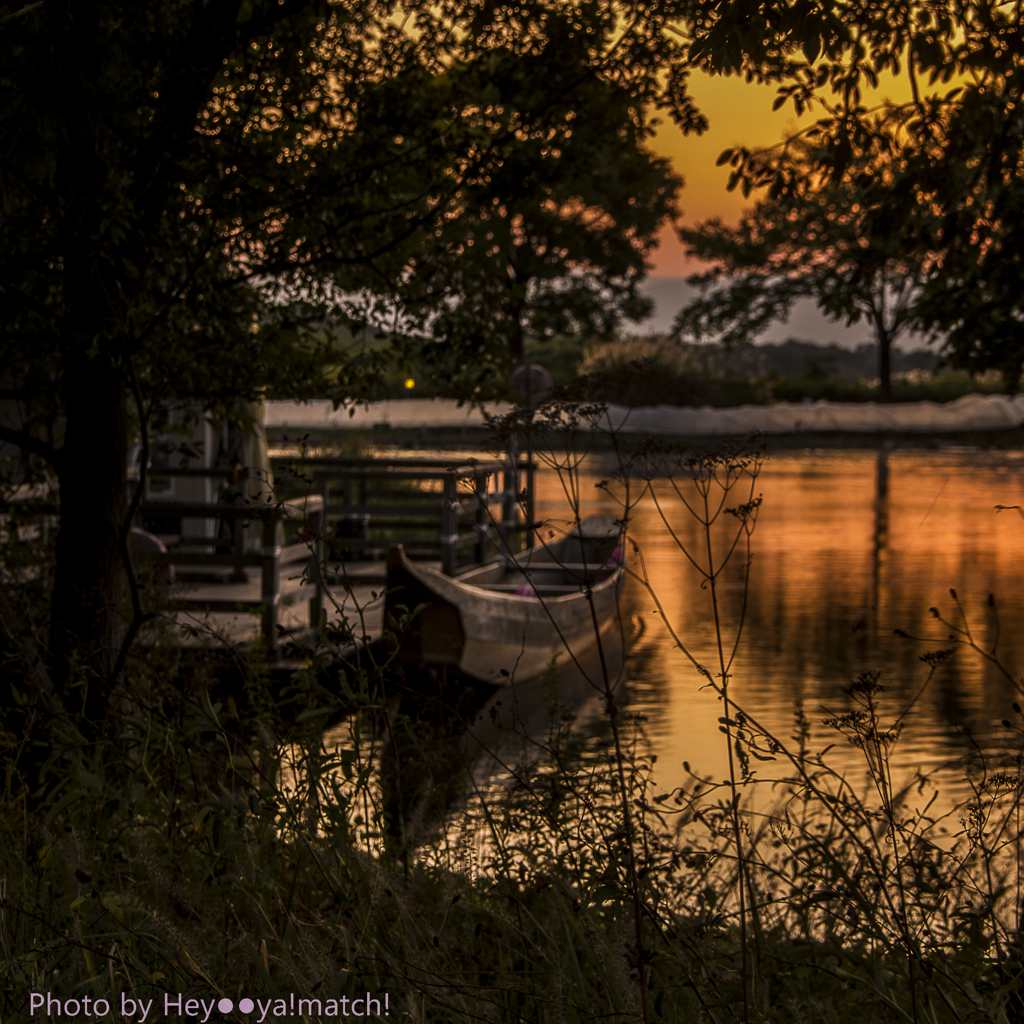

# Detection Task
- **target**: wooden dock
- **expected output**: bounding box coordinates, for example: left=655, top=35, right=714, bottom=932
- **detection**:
left=3, top=455, right=534, bottom=666
left=168, top=559, right=392, bottom=652
left=136, top=456, right=534, bottom=659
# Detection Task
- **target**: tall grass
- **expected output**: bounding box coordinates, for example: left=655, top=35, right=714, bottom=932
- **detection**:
left=2, top=407, right=1023, bottom=1023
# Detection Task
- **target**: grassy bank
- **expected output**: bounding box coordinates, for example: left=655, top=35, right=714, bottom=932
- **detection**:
left=5, top=663, right=1022, bottom=1023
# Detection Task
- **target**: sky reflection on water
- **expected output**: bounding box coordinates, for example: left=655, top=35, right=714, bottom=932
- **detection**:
left=533, top=444, right=1024, bottom=805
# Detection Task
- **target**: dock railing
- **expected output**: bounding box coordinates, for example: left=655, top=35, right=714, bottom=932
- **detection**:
left=137, top=490, right=325, bottom=656
left=279, top=456, right=534, bottom=576
left=4, top=455, right=534, bottom=655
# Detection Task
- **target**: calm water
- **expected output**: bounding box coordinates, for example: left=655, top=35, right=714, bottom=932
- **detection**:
left=531, top=444, right=1024, bottom=802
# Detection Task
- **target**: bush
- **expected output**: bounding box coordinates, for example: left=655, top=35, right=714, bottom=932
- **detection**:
left=575, top=336, right=772, bottom=407
left=570, top=336, right=1013, bottom=408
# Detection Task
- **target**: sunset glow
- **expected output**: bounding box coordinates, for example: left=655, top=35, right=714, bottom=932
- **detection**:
left=649, top=67, right=921, bottom=276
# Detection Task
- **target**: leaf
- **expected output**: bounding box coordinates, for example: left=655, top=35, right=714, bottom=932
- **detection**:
left=802, top=35, right=820, bottom=63
left=99, top=893, right=126, bottom=924
left=193, top=805, right=212, bottom=835
left=44, top=788, right=84, bottom=825
left=592, top=884, right=623, bottom=904
left=715, top=148, right=734, bottom=166
left=175, top=943, right=213, bottom=985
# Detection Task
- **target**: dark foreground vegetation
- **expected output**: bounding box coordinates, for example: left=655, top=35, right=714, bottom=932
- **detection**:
left=4, top=417, right=1024, bottom=1024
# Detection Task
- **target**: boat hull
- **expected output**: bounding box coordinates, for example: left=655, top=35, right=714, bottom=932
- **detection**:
left=385, top=543, right=623, bottom=684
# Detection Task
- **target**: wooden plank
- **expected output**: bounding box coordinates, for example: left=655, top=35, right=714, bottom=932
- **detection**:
left=140, top=501, right=272, bottom=519
left=280, top=541, right=313, bottom=565
left=324, top=502, right=444, bottom=518
left=139, top=497, right=321, bottom=520
left=175, top=598, right=263, bottom=612
left=330, top=517, right=441, bottom=531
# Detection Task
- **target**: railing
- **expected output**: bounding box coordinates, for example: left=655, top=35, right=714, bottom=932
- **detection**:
left=278, top=456, right=534, bottom=576
left=3, top=455, right=535, bottom=656
left=137, top=493, right=324, bottom=657
left=136, top=465, right=264, bottom=581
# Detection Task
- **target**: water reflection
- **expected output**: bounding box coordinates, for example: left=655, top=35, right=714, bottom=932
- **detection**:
left=532, top=444, right=1024, bottom=803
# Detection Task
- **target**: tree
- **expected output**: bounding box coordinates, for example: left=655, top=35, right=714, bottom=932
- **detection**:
left=0, top=0, right=697, bottom=706
left=673, top=142, right=932, bottom=401
left=668, top=0, right=1024, bottom=384
left=394, top=82, right=681, bottom=399
left=890, top=79, right=1024, bottom=387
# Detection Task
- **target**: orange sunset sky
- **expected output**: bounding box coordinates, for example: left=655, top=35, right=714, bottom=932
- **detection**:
left=649, top=67, right=922, bottom=273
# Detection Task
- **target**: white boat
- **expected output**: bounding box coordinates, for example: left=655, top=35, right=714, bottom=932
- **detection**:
left=384, top=517, right=624, bottom=684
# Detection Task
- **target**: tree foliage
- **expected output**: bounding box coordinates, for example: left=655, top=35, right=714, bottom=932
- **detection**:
left=392, top=80, right=681, bottom=399
left=679, top=0, right=1024, bottom=384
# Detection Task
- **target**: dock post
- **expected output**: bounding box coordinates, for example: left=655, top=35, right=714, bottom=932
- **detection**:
left=319, top=475, right=331, bottom=533
left=474, top=468, right=487, bottom=566
left=497, top=460, right=509, bottom=552
left=357, top=473, right=368, bottom=558
left=260, top=511, right=280, bottom=656
left=525, top=458, right=535, bottom=551
left=309, top=501, right=325, bottom=633
left=441, top=472, right=458, bottom=576
left=229, top=492, right=248, bottom=582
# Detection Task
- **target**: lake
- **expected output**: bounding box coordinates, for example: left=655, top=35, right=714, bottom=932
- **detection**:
left=529, top=442, right=1024, bottom=805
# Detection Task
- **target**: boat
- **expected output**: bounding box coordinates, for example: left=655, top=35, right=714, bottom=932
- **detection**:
left=384, top=516, right=624, bottom=684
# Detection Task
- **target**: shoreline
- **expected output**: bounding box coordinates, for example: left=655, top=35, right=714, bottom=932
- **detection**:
left=264, top=394, right=1024, bottom=450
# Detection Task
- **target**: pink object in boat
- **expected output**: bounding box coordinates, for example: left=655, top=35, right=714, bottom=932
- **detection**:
left=596, top=546, right=624, bottom=583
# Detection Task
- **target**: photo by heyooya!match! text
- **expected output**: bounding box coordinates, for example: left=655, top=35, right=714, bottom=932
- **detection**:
left=29, top=992, right=390, bottom=1021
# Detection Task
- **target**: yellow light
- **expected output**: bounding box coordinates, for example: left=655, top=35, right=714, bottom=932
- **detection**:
left=403, top=378, right=415, bottom=390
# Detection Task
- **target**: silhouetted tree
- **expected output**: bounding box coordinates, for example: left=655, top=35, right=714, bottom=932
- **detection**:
left=677, top=0, right=1024, bottom=385
left=674, top=142, right=931, bottom=400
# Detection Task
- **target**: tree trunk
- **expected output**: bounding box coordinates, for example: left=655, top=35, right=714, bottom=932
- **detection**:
left=871, top=281, right=893, bottom=404
left=49, top=364, right=129, bottom=702
left=878, top=327, right=892, bottom=403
